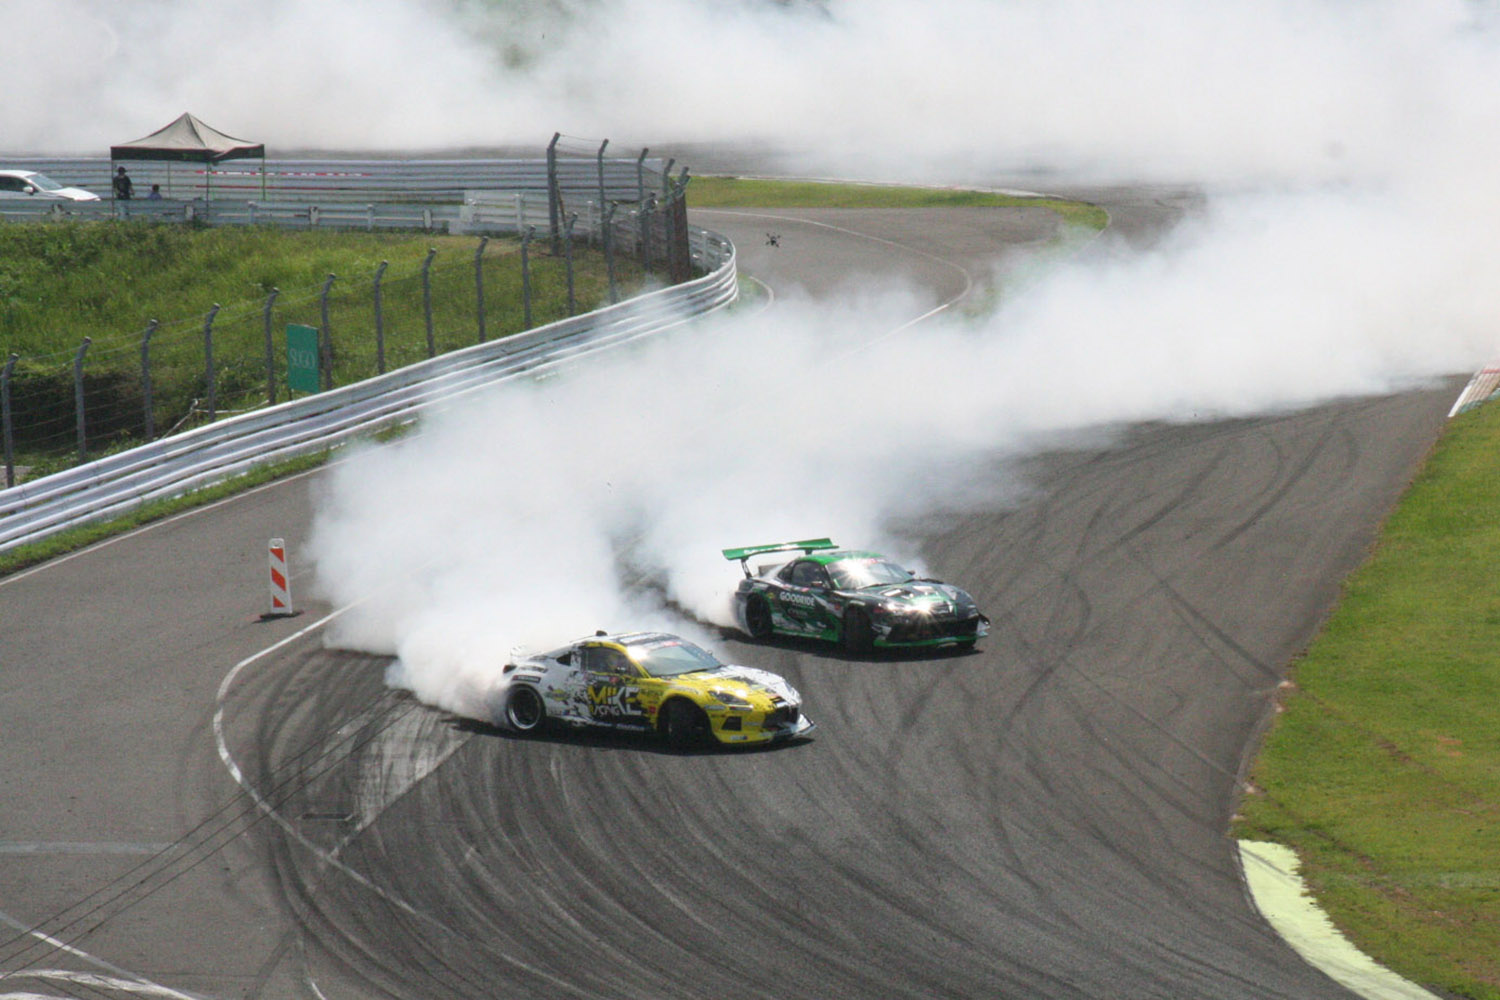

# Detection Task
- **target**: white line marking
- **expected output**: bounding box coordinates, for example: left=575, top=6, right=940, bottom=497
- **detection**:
left=0, top=969, right=199, bottom=999
left=0, top=908, right=199, bottom=1000
left=0, top=844, right=174, bottom=856
left=1239, top=841, right=1442, bottom=1000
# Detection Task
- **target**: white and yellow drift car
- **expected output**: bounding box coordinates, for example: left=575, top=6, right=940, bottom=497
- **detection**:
left=497, top=631, right=813, bottom=749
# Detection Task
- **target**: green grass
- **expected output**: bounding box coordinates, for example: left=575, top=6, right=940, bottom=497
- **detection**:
left=0, top=222, right=630, bottom=472
left=1234, top=398, right=1500, bottom=999
left=689, top=175, right=1110, bottom=229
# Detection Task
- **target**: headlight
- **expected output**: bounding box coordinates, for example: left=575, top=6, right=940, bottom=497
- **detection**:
left=709, top=689, right=753, bottom=710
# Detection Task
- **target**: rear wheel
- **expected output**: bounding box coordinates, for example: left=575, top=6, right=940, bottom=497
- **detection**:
left=843, top=608, right=874, bottom=654
left=504, top=685, right=546, bottom=733
left=745, top=595, right=773, bottom=639
left=660, top=699, right=711, bottom=750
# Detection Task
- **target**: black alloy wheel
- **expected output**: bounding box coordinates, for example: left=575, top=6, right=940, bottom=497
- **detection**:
left=661, top=699, right=711, bottom=750
left=745, top=595, right=774, bottom=639
left=843, top=608, right=874, bottom=654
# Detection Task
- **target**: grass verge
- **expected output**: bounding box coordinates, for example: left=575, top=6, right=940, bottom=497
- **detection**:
left=1233, top=397, right=1500, bottom=999
left=0, top=450, right=331, bottom=578
left=688, top=175, right=1109, bottom=229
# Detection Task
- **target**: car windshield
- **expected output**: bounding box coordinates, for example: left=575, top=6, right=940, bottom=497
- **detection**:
left=828, top=557, right=914, bottom=590
left=27, top=173, right=63, bottom=192
left=630, top=638, right=723, bottom=677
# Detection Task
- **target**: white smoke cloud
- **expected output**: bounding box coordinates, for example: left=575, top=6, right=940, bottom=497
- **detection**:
left=5, top=0, right=1498, bottom=189
left=308, top=181, right=1495, bottom=718
left=9, top=0, right=1499, bottom=717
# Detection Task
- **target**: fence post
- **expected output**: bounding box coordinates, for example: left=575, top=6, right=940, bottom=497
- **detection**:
left=521, top=226, right=535, bottom=328
left=2, top=353, right=17, bottom=489
left=641, top=193, right=656, bottom=270
left=373, top=260, right=388, bottom=375
left=547, top=132, right=562, bottom=256
left=203, top=304, right=221, bottom=422
left=141, top=320, right=159, bottom=441
left=564, top=213, right=577, bottom=316
left=603, top=202, right=619, bottom=305
left=473, top=237, right=489, bottom=344
left=319, top=274, right=336, bottom=391
left=662, top=157, right=675, bottom=200
left=262, top=288, right=280, bottom=405
left=422, top=248, right=436, bottom=358
left=596, top=138, right=610, bottom=235
left=73, top=338, right=92, bottom=463
left=636, top=148, right=649, bottom=264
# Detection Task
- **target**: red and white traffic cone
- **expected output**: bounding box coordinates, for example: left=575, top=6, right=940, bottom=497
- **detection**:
left=267, top=538, right=294, bottom=617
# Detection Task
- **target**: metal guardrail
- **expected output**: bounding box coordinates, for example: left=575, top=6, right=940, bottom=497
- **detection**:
left=0, top=229, right=736, bottom=553
left=0, top=156, right=664, bottom=204
left=0, top=189, right=681, bottom=247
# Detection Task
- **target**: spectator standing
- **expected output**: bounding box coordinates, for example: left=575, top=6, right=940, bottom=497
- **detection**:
left=113, top=167, right=134, bottom=200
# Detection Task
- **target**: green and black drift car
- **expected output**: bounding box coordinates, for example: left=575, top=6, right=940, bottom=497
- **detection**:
left=724, top=539, right=990, bottom=653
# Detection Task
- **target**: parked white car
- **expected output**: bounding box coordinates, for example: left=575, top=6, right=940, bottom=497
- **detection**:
left=0, top=170, right=100, bottom=201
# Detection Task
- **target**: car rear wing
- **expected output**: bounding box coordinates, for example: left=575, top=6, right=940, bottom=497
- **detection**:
left=722, top=538, right=837, bottom=577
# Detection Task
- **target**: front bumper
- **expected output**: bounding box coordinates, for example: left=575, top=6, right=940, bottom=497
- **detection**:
left=876, top=612, right=990, bottom=647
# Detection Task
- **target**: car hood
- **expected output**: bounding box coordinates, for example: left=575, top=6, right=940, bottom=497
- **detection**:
left=672, top=664, right=801, bottom=703
left=862, top=581, right=974, bottom=607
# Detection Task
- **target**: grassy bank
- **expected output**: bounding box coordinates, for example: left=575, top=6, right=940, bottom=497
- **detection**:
left=1234, top=398, right=1500, bottom=999
left=0, top=223, right=628, bottom=472
left=688, top=175, right=1110, bottom=229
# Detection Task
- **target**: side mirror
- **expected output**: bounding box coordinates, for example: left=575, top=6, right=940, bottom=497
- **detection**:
left=23, top=186, right=36, bottom=196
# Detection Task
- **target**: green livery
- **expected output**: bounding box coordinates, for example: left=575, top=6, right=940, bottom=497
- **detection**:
left=725, top=539, right=990, bottom=654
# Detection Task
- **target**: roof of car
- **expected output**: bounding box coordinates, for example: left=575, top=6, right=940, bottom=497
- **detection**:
left=799, top=549, right=885, bottom=566
left=578, top=630, right=680, bottom=647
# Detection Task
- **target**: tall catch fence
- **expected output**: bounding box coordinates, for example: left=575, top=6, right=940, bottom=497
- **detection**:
left=0, top=135, right=698, bottom=487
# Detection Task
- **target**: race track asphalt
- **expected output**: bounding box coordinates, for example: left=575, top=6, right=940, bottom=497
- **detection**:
left=0, top=193, right=1460, bottom=1000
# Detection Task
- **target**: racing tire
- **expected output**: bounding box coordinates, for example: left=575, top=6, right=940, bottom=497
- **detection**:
left=504, top=685, right=547, bottom=734
left=744, top=595, right=774, bottom=640
left=842, top=608, right=875, bottom=654
left=660, top=699, right=711, bottom=751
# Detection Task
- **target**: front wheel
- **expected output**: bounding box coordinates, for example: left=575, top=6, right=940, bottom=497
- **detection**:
left=842, top=608, right=874, bottom=654
left=504, top=685, right=547, bottom=733
left=660, top=699, right=711, bottom=750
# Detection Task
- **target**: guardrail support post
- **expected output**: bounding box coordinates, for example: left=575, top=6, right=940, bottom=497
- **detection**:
left=520, top=227, right=536, bottom=328
left=203, top=304, right=221, bottom=422
left=422, top=248, right=437, bottom=358
left=73, top=338, right=92, bottom=463
left=319, top=274, right=336, bottom=391
left=262, top=288, right=280, bottom=405
left=2, top=353, right=17, bottom=489
left=473, top=237, right=489, bottom=344
left=373, top=260, right=389, bottom=375
left=141, top=320, right=159, bottom=440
